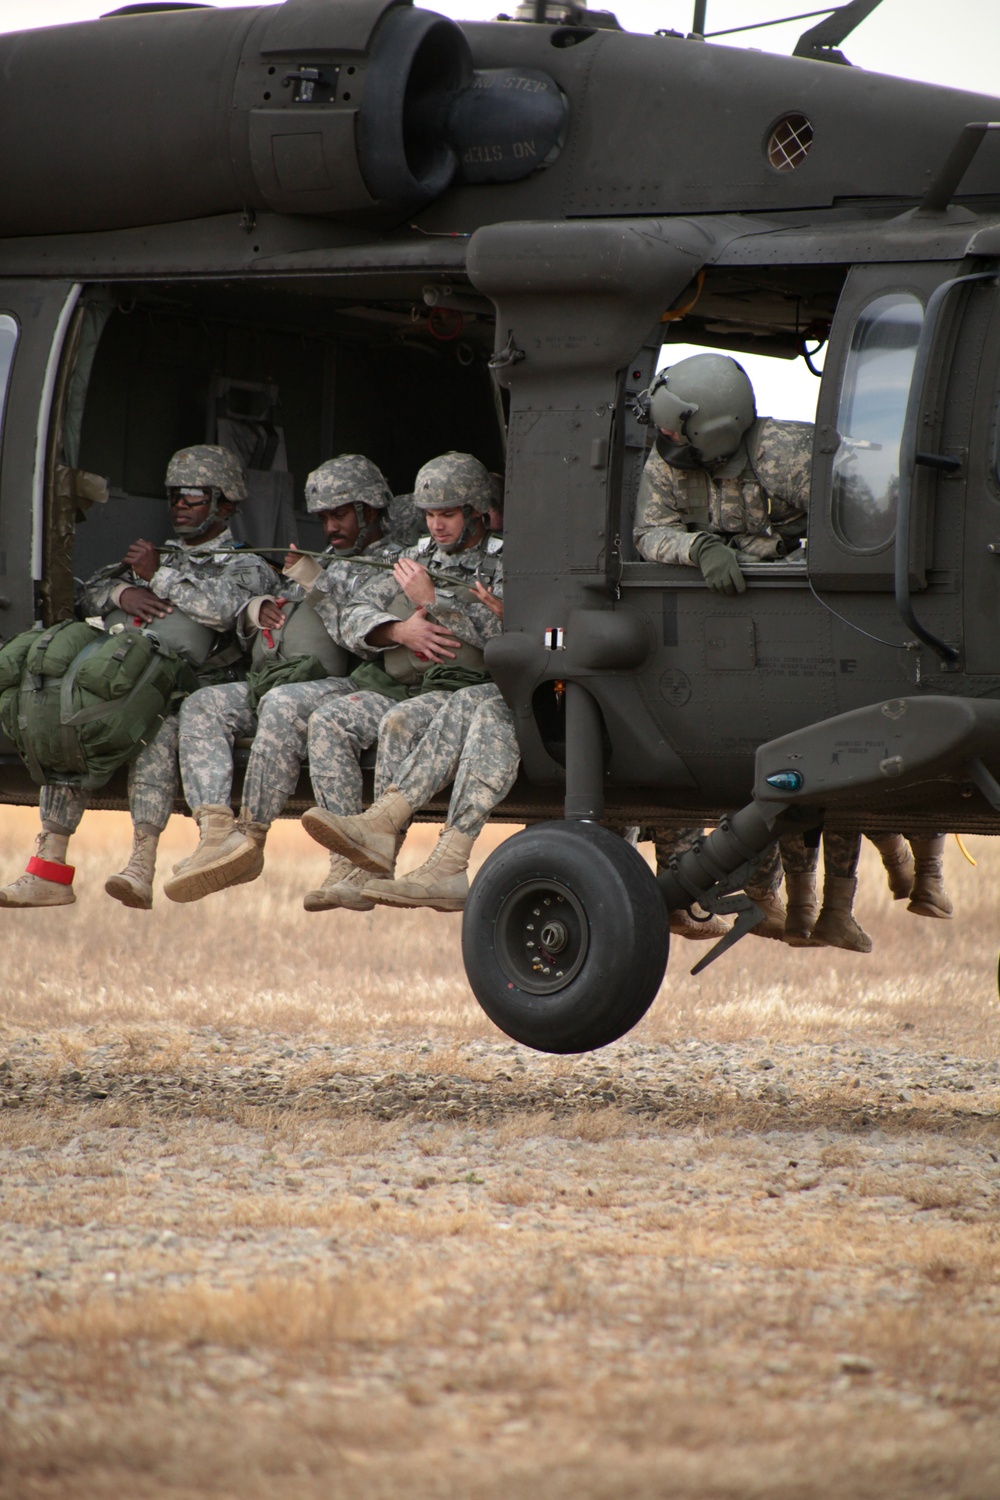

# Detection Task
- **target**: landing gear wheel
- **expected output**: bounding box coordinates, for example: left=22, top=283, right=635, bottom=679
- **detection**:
left=462, top=820, right=669, bottom=1054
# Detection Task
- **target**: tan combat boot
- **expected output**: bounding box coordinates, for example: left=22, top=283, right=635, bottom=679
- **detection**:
left=875, top=833, right=914, bottom=900
left=301, top=788, right=413, bottom=876
left=105, top=823, right=159, bottom=910
left=782, top=867, right=819, bottom=946
left=669, top=905, right=731, bottom=941
left=807, top=875, right=872, bottom=952
left=907, top=835, right=953, bottom=919
left=0, top=828, right=76, bottom=908
left=162, top=805, right=260, bottom=903
left=303, top=854, right=376, bottom=913
left=363, top=828, right=474, bottom=912
left=231, top=809, right=267, bottom=886
left=748, top=889, right=787, bottom=941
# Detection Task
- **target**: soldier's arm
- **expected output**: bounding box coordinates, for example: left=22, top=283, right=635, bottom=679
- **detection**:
left=632, top=449, right=701, bottom=566
left=79, top=561, right=142, bottom=616
left=757, top=418, right=813, bottom=528
left=338, top=569, right=408, bottom=656
left=149, top=555, right=280, bottom=631
left=427, top=562, right=504, bottom=647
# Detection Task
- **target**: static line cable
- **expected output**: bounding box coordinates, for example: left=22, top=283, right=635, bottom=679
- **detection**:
left=807, top=576, right=919, bottom=652
left=208, top=546, right=493, bottom=590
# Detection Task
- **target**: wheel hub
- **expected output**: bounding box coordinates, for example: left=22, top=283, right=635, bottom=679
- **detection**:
left=493, top=879, right=589, bottom=995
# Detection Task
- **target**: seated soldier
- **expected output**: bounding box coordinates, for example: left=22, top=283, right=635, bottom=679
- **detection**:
left=163, top=455, right=400, bottom=902
left=305, top=599, right=513, bottom=912
left=0, top=445, right=278, bottom=910
left=295, top=452, right=504, bottom=910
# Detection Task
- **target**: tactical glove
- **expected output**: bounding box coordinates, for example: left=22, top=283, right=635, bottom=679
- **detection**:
left=689, top=532, right=747, bottom=595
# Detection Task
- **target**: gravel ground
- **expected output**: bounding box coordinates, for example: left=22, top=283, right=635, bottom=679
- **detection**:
left=2, top=1030, right=1000, bottom=1500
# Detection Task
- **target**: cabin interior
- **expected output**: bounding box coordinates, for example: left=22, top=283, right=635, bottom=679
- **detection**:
left=63, top=260, right=846, bottom=593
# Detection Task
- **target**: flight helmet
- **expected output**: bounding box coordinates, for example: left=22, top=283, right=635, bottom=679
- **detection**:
left=649, top=353, right=756, bottom=465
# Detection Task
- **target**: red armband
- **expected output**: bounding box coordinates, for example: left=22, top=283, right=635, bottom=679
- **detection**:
left=26, top=857, right=75, bottom=885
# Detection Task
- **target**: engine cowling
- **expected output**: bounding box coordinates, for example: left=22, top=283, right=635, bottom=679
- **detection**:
left=0, top=0, right=568, bottom=235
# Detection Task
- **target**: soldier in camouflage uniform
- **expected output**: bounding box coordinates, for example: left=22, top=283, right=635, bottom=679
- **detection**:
left=298, top=451, right=504, bottom=910
left=164, top=454, right=402, bottom=904
left=633, top=352, right=811, bottom=590
left=0, top=445, right=278, bottom=911
left=631, top=354, right=811, bottom=938
left=352, top=664, right=516, bottom=912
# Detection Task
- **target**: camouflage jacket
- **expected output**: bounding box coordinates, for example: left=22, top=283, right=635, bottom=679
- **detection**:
left=340, top=533, right=503, bottom=657
left=81, top=529, right=280, bottom=632
left=633, top=417, right=813, bottom=565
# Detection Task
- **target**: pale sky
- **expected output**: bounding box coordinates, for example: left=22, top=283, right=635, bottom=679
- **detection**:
left=1, top=0, right=996, bottom=419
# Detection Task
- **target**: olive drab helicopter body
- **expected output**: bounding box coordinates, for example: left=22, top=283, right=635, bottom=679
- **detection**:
left=1, top=0, right=999, bottom=1050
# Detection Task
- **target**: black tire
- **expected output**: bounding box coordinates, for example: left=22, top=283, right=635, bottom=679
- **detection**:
left=461, top=820, right=670, bottom=1055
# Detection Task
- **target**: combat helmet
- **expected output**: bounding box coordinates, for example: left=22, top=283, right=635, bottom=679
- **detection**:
left=304, top=454, right=392, bottom=556
left=165, top=444, right=247, bottom=538
left=413, top=451, right=493, bottom=553
left=648, top=353, right=756, bottom=465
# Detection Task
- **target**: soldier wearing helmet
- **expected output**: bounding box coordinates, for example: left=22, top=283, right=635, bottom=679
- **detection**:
left=0, top=444, right=279, bottom=912
left=633, top=352, right=812, bottom=596
left=633, top=356, right=949, bottom=951
left=294, top=451, right=505, bottom=913
left=165, top=453, right=405, bottom=905
left=631, top=355, right=813, bottom=940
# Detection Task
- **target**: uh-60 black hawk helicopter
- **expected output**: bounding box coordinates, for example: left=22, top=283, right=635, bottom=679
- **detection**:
left=0, top=0, right=998, bottom=1052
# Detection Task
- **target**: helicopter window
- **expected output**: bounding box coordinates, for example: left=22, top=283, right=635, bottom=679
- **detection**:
left=0, top=314, right=18, bottom=438
left=766, top=114, right=813, bottom=173
left=830, top=292, right=924, bottom=553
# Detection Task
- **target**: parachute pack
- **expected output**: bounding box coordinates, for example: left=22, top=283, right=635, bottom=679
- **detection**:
left=0, top=620, right=197, bottom=790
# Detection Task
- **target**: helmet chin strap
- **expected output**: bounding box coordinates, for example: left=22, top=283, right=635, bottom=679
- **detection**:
left=172, top=487, right=228, bottom=540
left=440, top=509, right=484, bottom=554
left=326, top=505, right=383, bottom=558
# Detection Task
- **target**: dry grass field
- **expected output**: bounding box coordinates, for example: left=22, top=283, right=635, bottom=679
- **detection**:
left=1, top=805, right=999, bottom=1499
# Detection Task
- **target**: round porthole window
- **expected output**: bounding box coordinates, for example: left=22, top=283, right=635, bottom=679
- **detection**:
left=767, top=114, right=813, bottom=172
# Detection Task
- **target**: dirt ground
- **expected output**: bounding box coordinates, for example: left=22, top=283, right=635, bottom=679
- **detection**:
left=1, top=806, right=998, bottom=1499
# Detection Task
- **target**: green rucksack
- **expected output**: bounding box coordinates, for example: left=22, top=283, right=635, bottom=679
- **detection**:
left=0, top=620, right=197, bottom=790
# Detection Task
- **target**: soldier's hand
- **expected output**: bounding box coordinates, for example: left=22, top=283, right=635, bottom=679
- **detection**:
left=390, top=607, right=460, bottom=662
left=118, top=586, right=173, bottom=622
left=690, top=534, right=746, bottom=595
left=258, top=597, right=286, bottom=631
left=123, top=539, right=160, bottom=581
left=393, top=557, right=435, bottom=607
left=472, top=580, right=503, bottom=619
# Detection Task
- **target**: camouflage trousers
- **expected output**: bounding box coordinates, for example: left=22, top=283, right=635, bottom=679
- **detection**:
left=179, top=678, right=359, bottom=825
left=381, top=683, right=520, bottom=838
left=307, top=689, right=397, bottom=815
left=779, top=830, right=911, bottom=881
left=40, top=714, right=180, bottom=835
left=779, top=830, right=860, bottom=880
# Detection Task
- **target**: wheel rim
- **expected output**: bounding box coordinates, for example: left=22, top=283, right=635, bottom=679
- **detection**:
left=493, top=879, right=589, bottom=995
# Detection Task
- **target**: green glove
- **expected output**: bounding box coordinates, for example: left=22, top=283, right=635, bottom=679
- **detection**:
left=689, top=532, right=747, bottom=595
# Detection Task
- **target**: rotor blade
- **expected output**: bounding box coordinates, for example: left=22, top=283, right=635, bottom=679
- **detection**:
left=793, top=0, right=883, bottom=58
